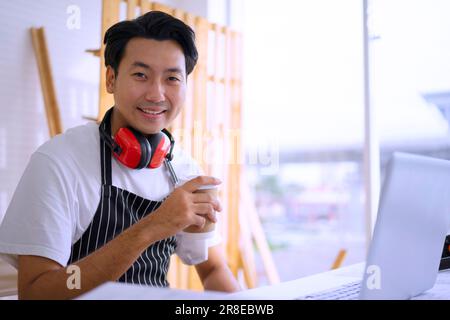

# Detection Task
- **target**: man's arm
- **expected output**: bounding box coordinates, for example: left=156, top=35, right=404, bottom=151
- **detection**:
left=18, top=176, right=221, bottom=299
left=195, top=245, right=241, bottom=293
left=18, top=213, right=167, bottom=300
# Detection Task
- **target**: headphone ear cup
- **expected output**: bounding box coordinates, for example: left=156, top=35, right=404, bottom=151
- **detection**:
left=127, top=127, right=151, bottom=169
left=146, top=132, right=171, bottom=168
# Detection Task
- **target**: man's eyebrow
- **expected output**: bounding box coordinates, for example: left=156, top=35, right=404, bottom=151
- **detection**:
left=131, top=61, right=150, bottom=69
left=166, top=67, right=184, bottom=74
left=130, top=62, right=183, bottom=74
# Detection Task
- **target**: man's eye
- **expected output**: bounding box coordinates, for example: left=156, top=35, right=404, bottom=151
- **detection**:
left=168, top=77, right=180, bottom=82
left=133, top=73, right=146, bottom=79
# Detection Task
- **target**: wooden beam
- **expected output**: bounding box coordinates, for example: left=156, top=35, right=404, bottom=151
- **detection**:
left=140, top=0, right=150, bottom=14
left=226, top=30, right=243, bottom=277
left=126, top=0, right=138, bottom=20
left=331, top=249, right=347, bottom=270
left=30, top=27, right=63, bottom=137
left=172, top=8, right=184, bottom=20
left=239, top=199, right=258, bottom=288
left=98, top=0, right=121, bottom=121
left=177, top=258, right=189, bottom=289
left=152, top=2, right=174, bottom=14
left=242, top=183, right=280, bottom=284
left=191, top=16, right=208, bottom=165
left=85, top=48, right=100, bottom=57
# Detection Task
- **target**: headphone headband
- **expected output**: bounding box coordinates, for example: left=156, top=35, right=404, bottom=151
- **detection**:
left=161, top=128, right=175, bottom=161
left=98, top=125, right=122, bottom=154
left=99, top=107, right=175, bottom=169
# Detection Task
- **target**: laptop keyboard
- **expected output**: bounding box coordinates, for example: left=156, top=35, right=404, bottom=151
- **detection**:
left=296, top=281, right=361, bottom=300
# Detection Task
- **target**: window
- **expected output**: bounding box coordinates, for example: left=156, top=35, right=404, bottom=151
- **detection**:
left=242, top=0, right=365, bottom=284
left=369, top=0, right=450, bottom=171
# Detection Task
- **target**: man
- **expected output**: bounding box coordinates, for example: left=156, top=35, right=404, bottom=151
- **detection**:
left=0, top=11, right=240, bottom=299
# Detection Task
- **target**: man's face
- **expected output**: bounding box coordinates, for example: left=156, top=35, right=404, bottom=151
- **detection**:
left=106, top=37, right=187, bottom=135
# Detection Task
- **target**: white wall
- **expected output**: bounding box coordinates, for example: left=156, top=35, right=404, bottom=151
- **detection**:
left=0, top=0, right=102, bottom=221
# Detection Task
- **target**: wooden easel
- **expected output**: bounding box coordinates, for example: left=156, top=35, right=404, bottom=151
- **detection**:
left=30, top=27, right=63, bottom=137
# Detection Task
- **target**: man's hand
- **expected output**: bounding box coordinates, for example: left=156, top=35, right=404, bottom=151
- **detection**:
left=145, top=176, right=222, bottom=239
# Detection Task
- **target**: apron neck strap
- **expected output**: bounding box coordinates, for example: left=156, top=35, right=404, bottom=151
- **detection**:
left=99, top=108, right=114, bottom=185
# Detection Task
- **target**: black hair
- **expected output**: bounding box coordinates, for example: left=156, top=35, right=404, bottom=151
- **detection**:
left=103, top=11, right=198, bottom=76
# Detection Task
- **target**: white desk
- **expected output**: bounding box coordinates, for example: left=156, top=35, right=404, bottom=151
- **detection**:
left=0, top=259, right=17, bottom=298
left=230, top=263, right=450, bottom=300
left=79, top=263, right=450, bottom=300
left=78, top=282, right=228, bottom=300
left=229, top=263, right=365, bottom=300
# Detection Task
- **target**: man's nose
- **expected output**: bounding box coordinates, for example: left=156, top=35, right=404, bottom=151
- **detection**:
left=145, top=79, right=165, bottom=103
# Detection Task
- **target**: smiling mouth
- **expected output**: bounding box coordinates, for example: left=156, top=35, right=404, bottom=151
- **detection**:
left=137, top=107, right=167, bottom=116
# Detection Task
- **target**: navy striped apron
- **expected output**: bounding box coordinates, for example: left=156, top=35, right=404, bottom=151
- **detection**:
left=68, top=112, right=176, bottom=287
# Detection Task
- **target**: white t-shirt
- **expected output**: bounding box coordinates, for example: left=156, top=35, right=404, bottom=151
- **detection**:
left=0, top=122, right=219, bottom=268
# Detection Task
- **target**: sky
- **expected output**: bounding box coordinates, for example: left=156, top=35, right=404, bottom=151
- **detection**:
left=241, top=0, right=450, bottom=152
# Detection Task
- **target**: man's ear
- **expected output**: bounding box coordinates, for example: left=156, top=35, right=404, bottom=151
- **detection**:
left=106, top=66, right=116, bottom=94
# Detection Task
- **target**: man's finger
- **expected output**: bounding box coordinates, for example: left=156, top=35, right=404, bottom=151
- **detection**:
left=192, top=193, right=222, bottom=212
left=181, top=175, right=221, bottom=193
left=193, top=203, right=215, bottom=216
left=192, top=215, right=206, bottom=228
left=204, top=211, right=217, bottom=224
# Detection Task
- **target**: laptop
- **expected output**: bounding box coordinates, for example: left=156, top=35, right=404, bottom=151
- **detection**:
left=294, top=152, right=450, bottom=299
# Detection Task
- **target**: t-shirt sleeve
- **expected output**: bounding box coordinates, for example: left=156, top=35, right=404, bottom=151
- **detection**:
left=0, top=152, right=76, bottom=268
left=175, top=230, right=222, bottom=265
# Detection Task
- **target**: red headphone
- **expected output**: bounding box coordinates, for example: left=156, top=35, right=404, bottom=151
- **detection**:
left=99, top=108, right=175, bottom=169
